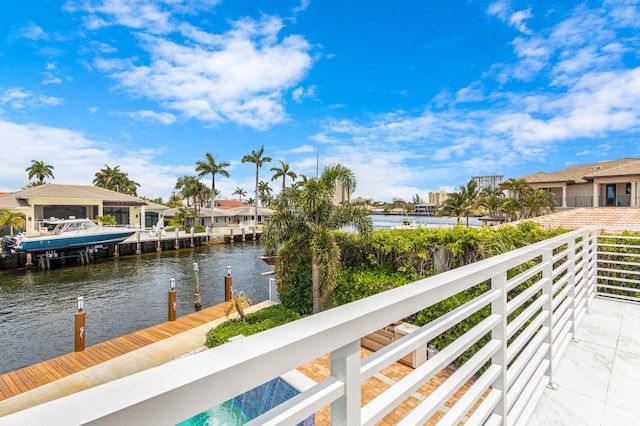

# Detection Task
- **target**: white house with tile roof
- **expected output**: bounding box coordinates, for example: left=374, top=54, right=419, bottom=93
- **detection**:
left=0, top=184, right=167, bottom=233
left=519, top=157, right=640, bottom=208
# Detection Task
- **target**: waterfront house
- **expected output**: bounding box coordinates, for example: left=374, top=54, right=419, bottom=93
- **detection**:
left=162, top=200, right=274, bottom=228
left=0, top=184, right=167, bottom=233
left=519, top=157, right=640, bottom=208
left=414, top=202, right=437, bottom=216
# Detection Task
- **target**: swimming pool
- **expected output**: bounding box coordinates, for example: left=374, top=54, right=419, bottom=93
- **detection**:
left=177, top=376, right=315, bottom=425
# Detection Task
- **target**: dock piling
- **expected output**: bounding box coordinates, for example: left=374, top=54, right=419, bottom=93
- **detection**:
left=193, top=262, right=202, bottom=311
left=168, top=278, right=177, bottom=321
left=225, top=265, right=232, bottom=301
left=74, top=297, right=86, bottom=352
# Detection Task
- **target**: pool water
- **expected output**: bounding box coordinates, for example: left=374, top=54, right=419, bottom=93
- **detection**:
left=178, top=400, right=250, bottom=425
left=177, top=377, right=314, bottom=426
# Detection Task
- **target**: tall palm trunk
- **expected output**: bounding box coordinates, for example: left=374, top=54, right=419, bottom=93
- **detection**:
left=254, top=165, right=259, bottom=239
left=312, top=262, right=321, bottom=314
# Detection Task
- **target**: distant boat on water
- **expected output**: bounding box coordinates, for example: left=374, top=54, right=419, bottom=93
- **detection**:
left=3, top=217, right=136, bottom=253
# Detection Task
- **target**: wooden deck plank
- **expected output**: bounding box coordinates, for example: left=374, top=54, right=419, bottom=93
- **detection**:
left=3, top=373, right=29, bottom=395
left=0, top=377, right=17, bottom=400
left=0, top=301, right=230, bottom=402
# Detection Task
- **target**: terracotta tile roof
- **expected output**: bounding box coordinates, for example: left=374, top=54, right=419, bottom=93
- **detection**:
left=521, top=157, right=640, bottom=184
left=214, top=199, right=250, bottom=209
left=508, top=208, right=640, bottom=230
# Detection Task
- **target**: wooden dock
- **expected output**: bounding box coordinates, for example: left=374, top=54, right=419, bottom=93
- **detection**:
left=0, top=302, right=229, bottom=402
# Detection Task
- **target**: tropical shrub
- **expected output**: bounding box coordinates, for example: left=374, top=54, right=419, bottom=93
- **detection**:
left=205, top=304, right=300, bottom=348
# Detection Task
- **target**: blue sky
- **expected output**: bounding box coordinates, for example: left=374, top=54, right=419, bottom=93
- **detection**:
left=1, top=0, right=639, bottom=202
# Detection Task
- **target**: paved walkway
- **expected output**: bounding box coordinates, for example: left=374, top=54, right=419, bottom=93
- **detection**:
left=528, top=297, right=640, bottom=425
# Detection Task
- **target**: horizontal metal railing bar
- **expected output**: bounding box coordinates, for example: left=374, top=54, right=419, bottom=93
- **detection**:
left=551, top=261, right=569, bottom=280
left=598, top=259, right=640, bottom=268
left=597, top=242, right=640, bottom=250
left=396, top=340, right=501, bottom=426
left=507, top=278, right=547, bottom=317
left=552, top=321, right=573, bottom=371
left=507, top=295, right=547, bottom=340
left=597, top=293, right=640, bottom=302
left=597, top=276, right=640, bottom=285
left=247, top=377, right=343, bottom=426
left=551, top=246, right=570, bottom=264
left=552, top=297, right=571, bottom=332
left=598, top=267, right=640, bottom=276
left=506, top=262, right=545, bottom=292
left=507, top=336, right=548, bottom=414
left=552, top=285, right=570, bottom=311
left=437, top=364, right=502, bottom=425
left=362, top=315, right=501, bottom=425
left=551, top=273, right=570, bottom=296
left=507, top=359, right=550, bottom=425
left=597, top=250, right=640, bottom=259
left=507, top=331, right=548, bottom=390
left=507, top=312, right=548, bottom=365
left=466, top=390, right=502, bottom=426
left=360, top=289, right=500, bottom=381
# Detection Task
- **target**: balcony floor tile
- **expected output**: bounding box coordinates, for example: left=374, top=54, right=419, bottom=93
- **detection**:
left=528, top=298, right=640, bottom=426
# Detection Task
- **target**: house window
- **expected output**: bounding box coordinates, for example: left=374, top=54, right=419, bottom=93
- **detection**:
left=103, top=207, right=130, bottom=225
left=627, top=183, right=632, bottom=195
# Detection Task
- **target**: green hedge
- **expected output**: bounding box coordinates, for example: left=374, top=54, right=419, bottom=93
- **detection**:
left=205, top=304, right=300, bottom=348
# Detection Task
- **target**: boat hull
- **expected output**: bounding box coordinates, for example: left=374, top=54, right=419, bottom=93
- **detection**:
left=17, top=231, right=136, bottom=253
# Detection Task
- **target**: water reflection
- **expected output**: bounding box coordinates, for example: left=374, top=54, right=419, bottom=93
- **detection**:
left=0, top=242, right=270, bottom=375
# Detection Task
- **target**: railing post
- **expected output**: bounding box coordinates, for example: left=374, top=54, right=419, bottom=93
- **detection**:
left=491, top=272, right=508, bottom=423
left=587, top=230, right=598, bottom=313
left=330, top=340, right=361, bottom=426
left=542, top=248, right=557, bottom=390
left=567, top=239, right=578, bottom=341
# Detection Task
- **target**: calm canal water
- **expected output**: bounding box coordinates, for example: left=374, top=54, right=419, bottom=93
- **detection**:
left=0, top=215, right=478, bottom=375
left=0, top=242, right=271, bottom=375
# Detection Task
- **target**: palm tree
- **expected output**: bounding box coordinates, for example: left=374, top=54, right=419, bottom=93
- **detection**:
left=175, top=176, right=201, bottom=224
left=233, top=187, right=247, bottom=202
left=195, top=153, right=230, bottom=227
left=166, top=193, right=184, bottom=208
left=258, top=181, right=273, bottom=206
left=438, top=191, right=467, bottom=224
left=224, top=290, right=252, bottom=323
left=241, top=146, right=272, bottom=238
left=500, top=178, right=535, bottom=221
left=0, top=210, right=26, bottom=236
left=93, top=165, right=140, bottom=195
left=271, top=160, right=297, bottom=191
left=478, top=187, right=504, bottom=220
left=262, top=164, right=373, bottom=313
left=522, top=189, right=556, bottom=219
left=439, top=180, right=479, bottom=226
left=26, top=160, right=54, bottom=185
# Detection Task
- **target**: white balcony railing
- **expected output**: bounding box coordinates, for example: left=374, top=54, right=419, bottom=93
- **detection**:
left=2, top=226, right=639, bottom=425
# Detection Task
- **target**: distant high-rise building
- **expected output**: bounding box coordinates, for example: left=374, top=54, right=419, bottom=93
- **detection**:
left=332, top=183, right=352, bottom=205
left=429, top=190, right=449, bottom=204
left=472, top=175, right=504, bottom=191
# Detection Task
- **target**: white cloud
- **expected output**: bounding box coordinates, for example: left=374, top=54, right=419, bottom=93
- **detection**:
left=0, top=119, right=179, bottom=198
left=487, top=1, right=533, bottom=34
left=95, top=15, right=313, bottom=130
left=127, top=110, right=177, bottom=125
left=19, top=24, right=47, bottom=40
left=292, top=85, right=316, bottom=103
left=509, top=9, right=533, bottom=34
left=0, top=87, right=63, bottom=109
left=42, top=78, right=62, bottom=85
